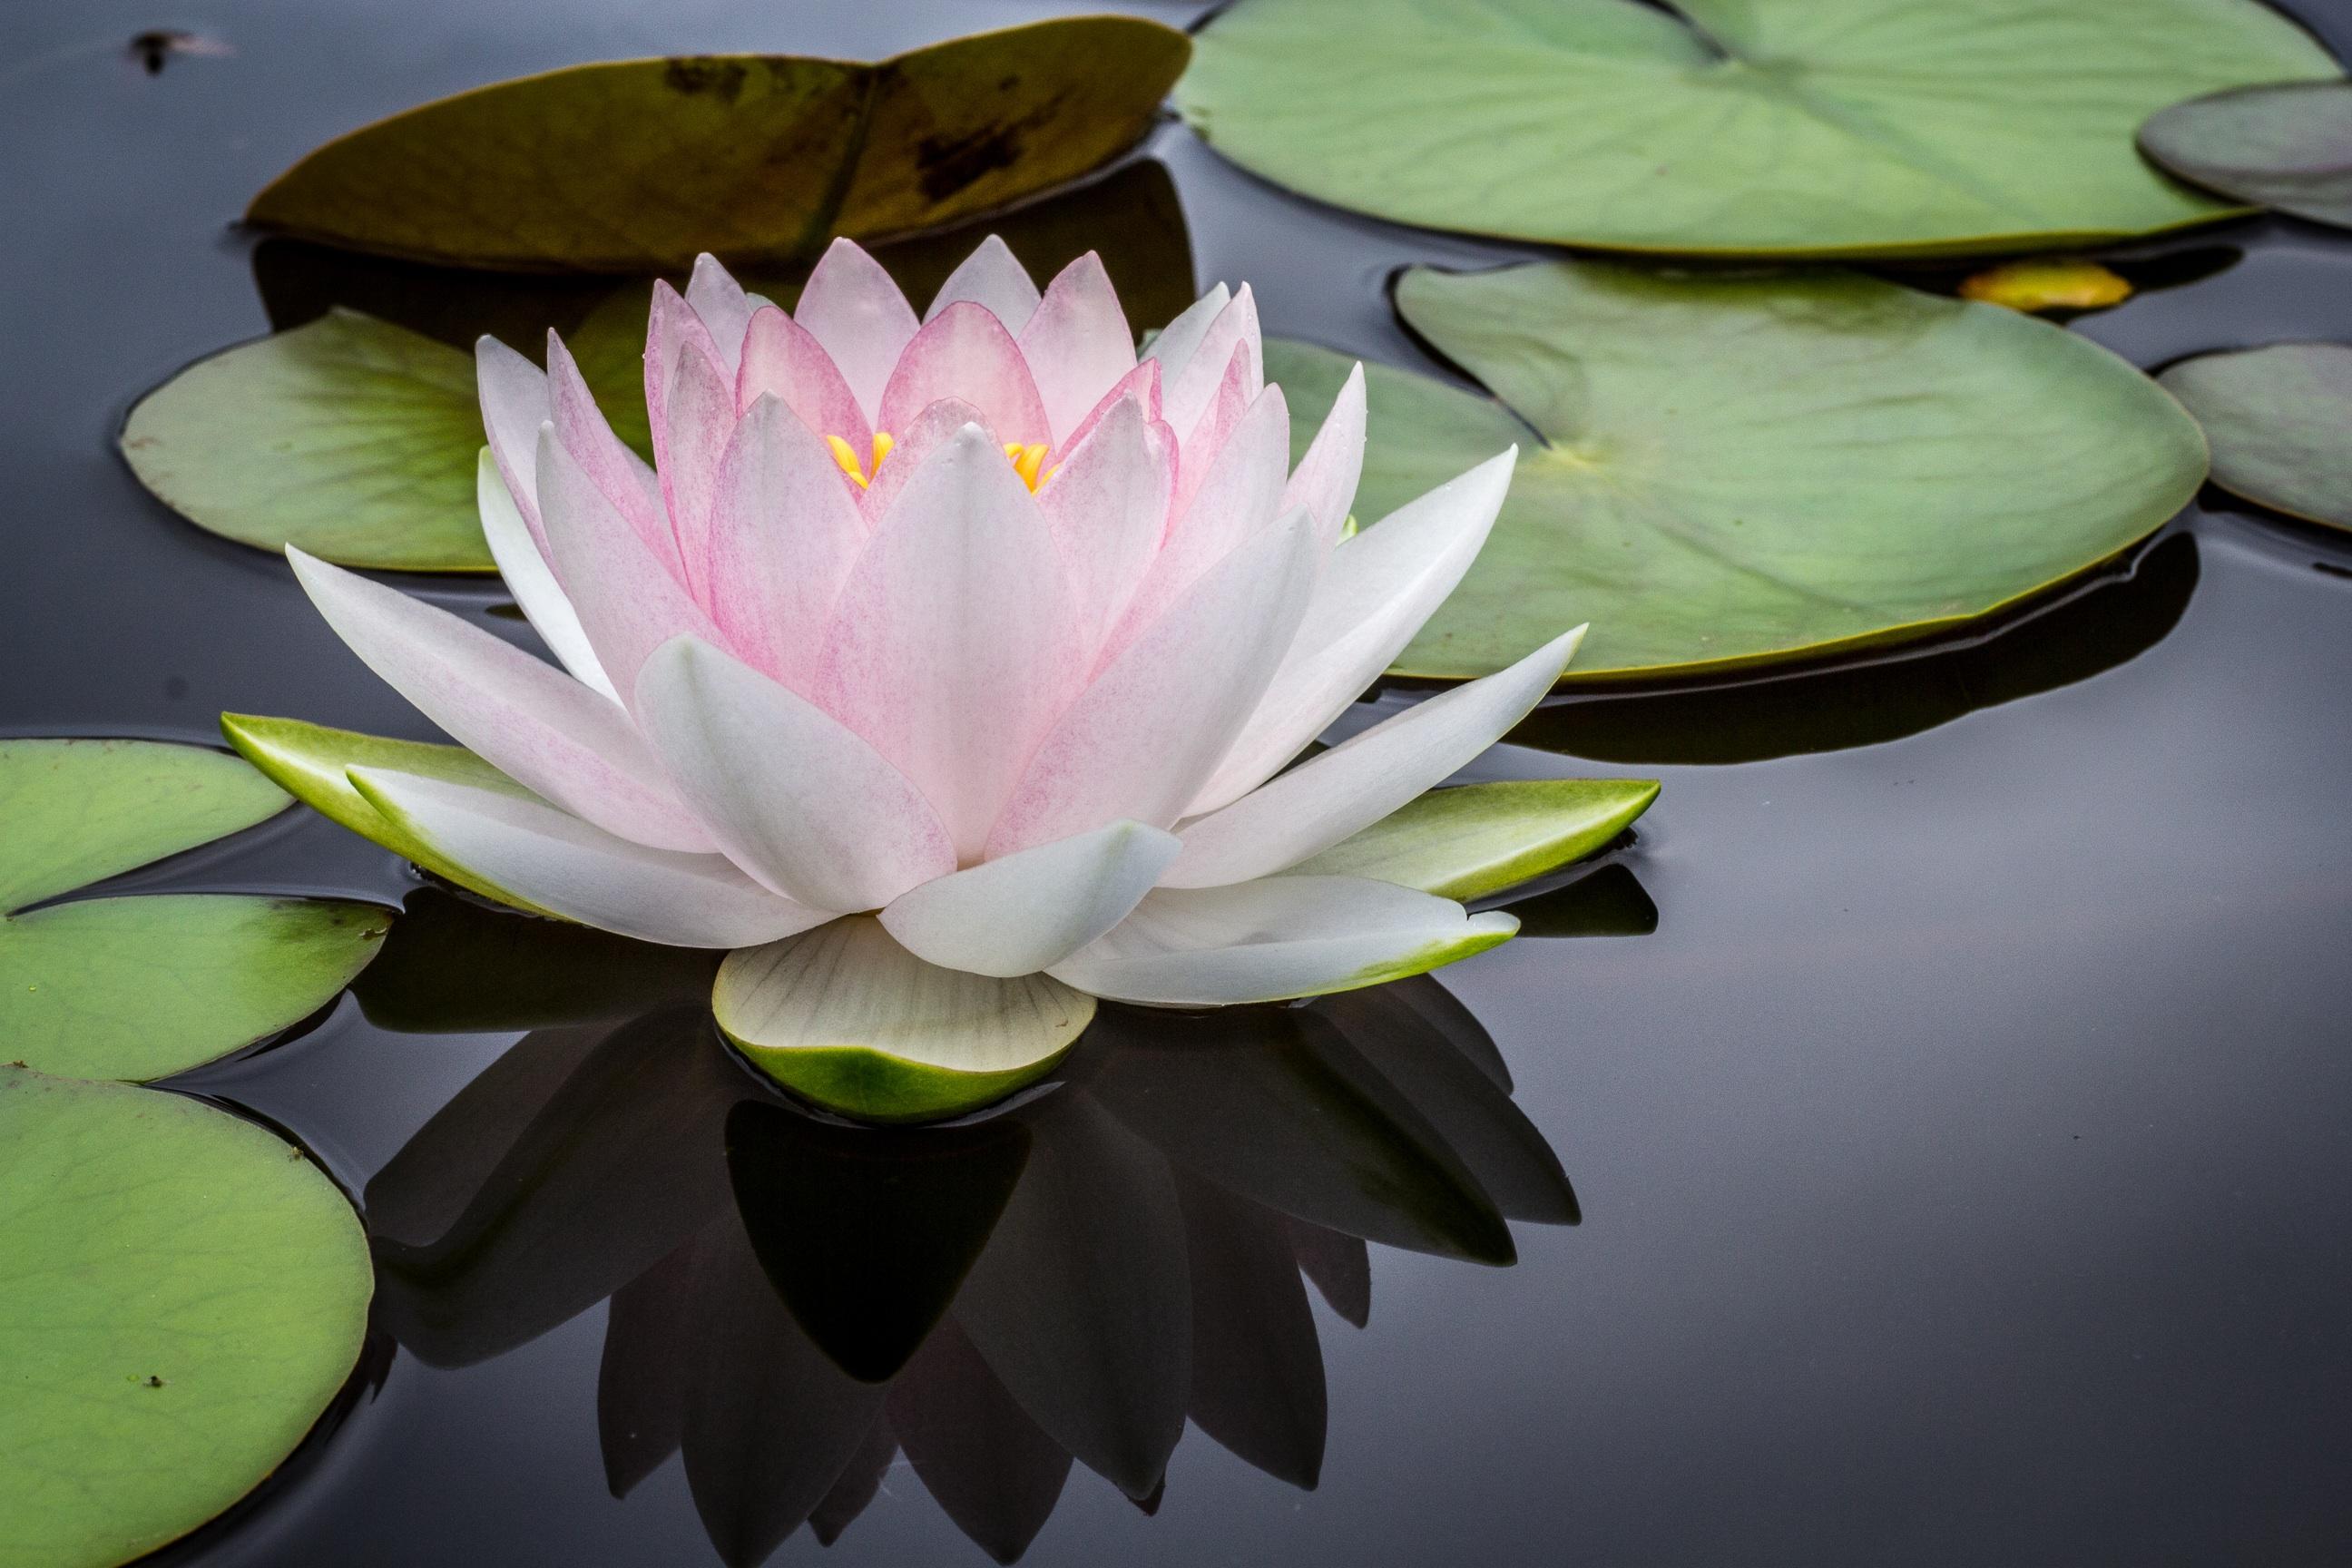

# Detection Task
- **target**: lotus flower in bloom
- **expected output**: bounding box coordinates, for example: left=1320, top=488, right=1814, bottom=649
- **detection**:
left=253, top=236, right=1587, bottom=1117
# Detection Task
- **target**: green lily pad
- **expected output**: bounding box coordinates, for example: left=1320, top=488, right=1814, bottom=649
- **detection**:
left=0, top=739, right=390, bottom=1082
left=2140, top=80, right=2352, bottom=232
left=1178, top=0, right=2337, bottom=258
left=1289, top=779, right=1659, bottom=899
left=122, top=309, right=494, bottom=573
left=245, top=18, right=1190, bottom=271
left=0, top=738, right=289, bottom=912
left=220, top=714, right=546, bottom=910
left=0, top=1068, right=371, bottom=1568
left=715, top=916, right=1094, bottom=1123
left=1269, top=260, right=2209, bottom=681
left=2158, top=342, right=2352, bottom=531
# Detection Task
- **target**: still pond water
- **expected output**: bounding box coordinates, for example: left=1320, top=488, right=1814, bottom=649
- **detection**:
left=6, top=0, right=2352, bottom=1563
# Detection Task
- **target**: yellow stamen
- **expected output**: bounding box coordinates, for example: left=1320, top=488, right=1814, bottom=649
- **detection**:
left=1007, top=442, right=1051, bottom=491
left=826, top=434, right=870, bottom=489
left=868, top=431, right=895, bottom=473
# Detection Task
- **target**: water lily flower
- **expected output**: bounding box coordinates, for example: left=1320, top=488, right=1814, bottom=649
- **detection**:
left=240, top=236, right=1588, bottom=1119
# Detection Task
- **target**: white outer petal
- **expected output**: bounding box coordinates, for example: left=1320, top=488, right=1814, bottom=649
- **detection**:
left=926, top=234, right=1043, bottom=332
left=1162, top=629, right=1585, bottom=887
left=1047, top=877, right=1517, bottom=1006
left=475, top=446, right=619, bottom=704
left=1188, top=446, right=1519, bottom=816
left=348, top=768, right=825, bottom=949
left=880, top=820, right=1181, bottom=978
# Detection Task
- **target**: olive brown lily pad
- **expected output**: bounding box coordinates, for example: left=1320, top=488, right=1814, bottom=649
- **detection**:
left=2158, top=341, right=2352, bottom=530
left=2140, top=80, right=2352, bottom=232
left=1269, top=260, right=2209, bottom=681
left=0, top=1068, right=372, bottom=1568
left=1178, top=0, right=2337, bottom=257
left=245, top=18, right=1190, bottom=271
left=0, top=739, right=389, bottom=1081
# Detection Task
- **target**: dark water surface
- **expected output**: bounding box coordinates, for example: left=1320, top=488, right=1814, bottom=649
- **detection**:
left=8, top=0, right=2352, bottom=1563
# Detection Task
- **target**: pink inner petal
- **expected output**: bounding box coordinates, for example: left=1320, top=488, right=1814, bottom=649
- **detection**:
left=793, top=238, right=921, bottom=431
left=877, top=301, right=1054, bottom=451
left=737, top=305, right=867, bottom=447
left=1020, top=251, right=1137, bottom=447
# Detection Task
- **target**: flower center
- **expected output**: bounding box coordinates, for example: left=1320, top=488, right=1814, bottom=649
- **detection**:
left=825, top=431, right=1054, bottom=493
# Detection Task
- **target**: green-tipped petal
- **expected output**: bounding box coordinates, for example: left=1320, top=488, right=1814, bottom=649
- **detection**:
left=220, top=713, right=552, bottom=916
left=1289, top=778, right=1660, bottom=900
left=715, top=917, right=1095, bottom=1124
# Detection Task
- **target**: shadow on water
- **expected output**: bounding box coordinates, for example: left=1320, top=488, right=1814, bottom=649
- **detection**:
left=1507, top=530, right=2200, bottom=765
left=353, top=893, right=1580, bottom=1566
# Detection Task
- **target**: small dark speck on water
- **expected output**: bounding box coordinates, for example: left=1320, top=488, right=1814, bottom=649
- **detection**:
left=128, top=30, right=231, bottom=75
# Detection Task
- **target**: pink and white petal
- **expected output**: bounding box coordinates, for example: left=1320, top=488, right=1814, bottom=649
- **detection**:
left=476, top=336, right=550, bottom=543
left=536, top=426, right=725, bottom=707
left=1052, top=358, right=1161, bottom=463
left=1282, top=361, right=1367, bottom=554
left=737, top=305, right=867, bottom=446
left=794, top=238, right=920, bottom=430
left=655, top=340, right=737, bottom=603
left=1164, top=629, right=1584, bottom=888
left=1036, top=396, right=1173, bottom=657
left=1106, top=380, right=1290, bottom=662
left=857, top=396, right=986, bottom=524
left=1164, top=286, right=1261, bottom=439
left=879, top=819, right=1180, bottom=977
left=544, top=332, right=671, bottom=564
left=633, top=635, right=956, bottom=914
left=704, top=395, right=871, bottom=694
left=926, top=235, right=1042, bottom=333
left=1187, top=447, right=1518, bottom=816
left=1171, top=340, right=1256, bottom=521
left=1045, top=877, right=1517, bottom=1006
left=348, top=768, right=824, bottom=948
left=877, top=303, right=1053, bottom=450
left=685, top=253, right=755, bottom=372
left=1021, top=251, right=1137, bottom=446
left=987, top=509, right=1317, bottom=858
left=286, top=548, right=709, bottom=852
left=1141, top=284, right=1229, bottom=385
left=817, top=426, right=1083, bottom=859
left=476, top=446, right=618, bottom=704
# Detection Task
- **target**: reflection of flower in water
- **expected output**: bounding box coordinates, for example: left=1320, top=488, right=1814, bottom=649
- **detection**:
left=361, top=900, right=1574, bottom=1565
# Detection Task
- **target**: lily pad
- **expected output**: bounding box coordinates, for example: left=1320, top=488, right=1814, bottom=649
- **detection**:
left=2158, top=341, right=2352, bottom=530
left=1288, top=779, right=1658, bottom=899
left=2140, top=80, right=2352, bottom=232
left=715, top=916, right=1095, bottom=1123
left=1179, top=0, right=2337, bottom=257
left=245, top=18, right=1190, bottom=271
left=0, top=739, right=390, bottom=1081
left=1269, top=260, right=2209, bottom=681
left=122, top=309, right=494, bottom=573
left=0, top=1068, right=371, bottom=1568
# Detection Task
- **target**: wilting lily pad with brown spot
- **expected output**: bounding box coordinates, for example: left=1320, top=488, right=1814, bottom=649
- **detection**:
left=0, top=1067, right=371, bottom=1568
left=245, top=18, right=1190, bottom=271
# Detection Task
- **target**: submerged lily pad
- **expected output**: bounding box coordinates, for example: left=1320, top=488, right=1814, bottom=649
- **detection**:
left=0, top=739, right=389, bottom=1081
left=2158, top=342, right=2352, bottom=530
left=1956, top=259, right=2134, bottom=314
left=122, top=310, right=493, bottom=573
left=716, top=917, right=1094, bottom=1123
left=1269, top=260, right=2209, bottom=681
left=0, top=1068, right=371, bottom=1568
left=2140, top=80, right=2352, bottom=232
left=1288, top=779, right=1659, bottom=899
left=1179, top=0, right=2337, bottom=257
left=245, top=18, right=1190, bottom=271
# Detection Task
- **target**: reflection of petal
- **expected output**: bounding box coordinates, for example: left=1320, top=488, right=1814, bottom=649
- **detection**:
left=598, top=1238, right=699, bottom=1498
left=1308, top=992, right=1578, bottom=1225
left=1085, top=1006, right=1513, bottom=1263
left=1282, top=1215, right=1371, bottom=1329
left=726, top=1101, right=1031, bottom=1383
left=1377, top=974, right=1513, bottom=1090
left=682, top=1211, right=891, bottom=1568
left=891, top=1316, right=1073, bottom=1564
left=956, top=1096, right=1190, bottom=1500
left=1178, top=1171, right=1328, bottom=1489
left=366, top=1009, right=739, bottom=1367
left=808, top=1415, right=901, bottom=1546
